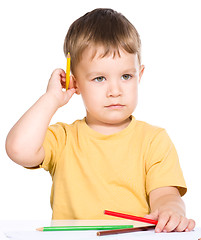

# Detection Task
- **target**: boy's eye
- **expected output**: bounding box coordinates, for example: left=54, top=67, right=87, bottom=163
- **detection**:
left=93, top=76, right=106, bottom=82
left=121, top=74, right=132, bottom=80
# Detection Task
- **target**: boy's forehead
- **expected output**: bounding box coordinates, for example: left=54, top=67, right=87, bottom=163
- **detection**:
left=81, top=45, right=137, bottom=62
left=75, top=45, right=140, bottom=77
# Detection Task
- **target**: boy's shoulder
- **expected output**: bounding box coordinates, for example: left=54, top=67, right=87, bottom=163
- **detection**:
left=49, top=119, right=84, bottom=133
left=134, top=118, right=167, bottom=141
left=135, top=118, right=164, bottom=132
left=56, top=118, right=84, bottom=128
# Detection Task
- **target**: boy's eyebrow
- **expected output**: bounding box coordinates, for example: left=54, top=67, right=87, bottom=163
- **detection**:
left=122, top=68, right=138, bottom=74
left=86, top=72, right=105, bottom=78
left=86, top=68, right=138, bottom=78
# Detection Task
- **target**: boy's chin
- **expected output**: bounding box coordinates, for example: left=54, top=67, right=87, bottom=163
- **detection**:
left=101, top=115, right=132, bottom=125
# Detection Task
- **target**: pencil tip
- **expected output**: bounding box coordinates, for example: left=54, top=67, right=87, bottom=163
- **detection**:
left=67, top=52, right=70, bottom=58
left=36, top=227, right=43, bottom=231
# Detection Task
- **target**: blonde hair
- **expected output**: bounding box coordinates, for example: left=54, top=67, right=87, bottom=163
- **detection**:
left=64, top=8, right=141, bottom=75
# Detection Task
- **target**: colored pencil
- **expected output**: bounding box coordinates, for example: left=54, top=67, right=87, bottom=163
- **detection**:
left=66, top=52, right=71, bottom=90
left=36, top=225, right=133, bottom=232
left=97, top=225, right=155, bottom=236
left=104, top=210, right=158, bottom=225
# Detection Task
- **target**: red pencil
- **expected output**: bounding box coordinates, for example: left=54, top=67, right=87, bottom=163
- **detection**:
left=104, top=210, right=158, bottom=225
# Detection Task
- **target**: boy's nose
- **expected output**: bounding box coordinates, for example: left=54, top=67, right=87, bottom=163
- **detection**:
left=106, top=80, right=122, bottom=97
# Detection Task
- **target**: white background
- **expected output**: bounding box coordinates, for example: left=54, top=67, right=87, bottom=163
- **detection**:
left=0, top=0, right=200, bottom=225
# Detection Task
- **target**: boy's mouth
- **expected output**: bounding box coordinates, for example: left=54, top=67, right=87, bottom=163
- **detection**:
left=105, top=104, right=125, bottom=109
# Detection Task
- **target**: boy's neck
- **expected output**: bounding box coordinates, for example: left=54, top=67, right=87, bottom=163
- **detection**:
left=85, top=116, right=132, bottom=135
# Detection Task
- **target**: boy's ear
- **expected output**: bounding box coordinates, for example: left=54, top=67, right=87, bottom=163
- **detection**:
left=139, top=65, right=145, bottom=83
left=71, top=75, right=80, bottom=95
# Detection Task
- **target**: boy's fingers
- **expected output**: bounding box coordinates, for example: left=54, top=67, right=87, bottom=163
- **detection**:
left=60, top=78, right=66, bottom=88
left=63, top=75, right=75, bottom=90
left=164, top=214, right=181, bottom=232
left=185, top=219, right=196, bottom=232
left=173, top=216, right=189, bottom=232
left=155, top=213, right=170, bottom=233
left=48, top=68, right=66, bottom=88
left=64, top=88, right=76, bottom=102
left=68, top=75, right=74, bottom=89
left=165, top=217, right=195, bottom=233
left=52, top=68, right=66, bottom=78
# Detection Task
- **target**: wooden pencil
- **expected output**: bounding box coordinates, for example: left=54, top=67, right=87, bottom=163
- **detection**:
left=36, top=225, right=133, bottom=231
left=66, top=52, right=71, bottom=90
left=104, top=210, right=158, bottom=225
left=97, top=225, right=155, bottom=236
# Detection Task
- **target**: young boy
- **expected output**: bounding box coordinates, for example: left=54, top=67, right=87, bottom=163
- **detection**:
left=6, top=8, right=195, bottom=233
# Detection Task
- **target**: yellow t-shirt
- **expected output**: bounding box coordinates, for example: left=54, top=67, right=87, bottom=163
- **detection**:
left=41, top=116, right=186, bottom=220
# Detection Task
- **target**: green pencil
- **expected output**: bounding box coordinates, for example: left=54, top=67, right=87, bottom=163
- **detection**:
left=36, top=225, right=133, bottom=231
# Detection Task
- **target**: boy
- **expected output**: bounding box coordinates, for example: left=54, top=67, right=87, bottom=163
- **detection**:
left=6, top=8, right=195, bottom=233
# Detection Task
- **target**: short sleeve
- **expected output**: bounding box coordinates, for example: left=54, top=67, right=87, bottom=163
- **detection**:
left=40, top=123, right=67, bottom=176
left=145, top=129, right=187, bottom=197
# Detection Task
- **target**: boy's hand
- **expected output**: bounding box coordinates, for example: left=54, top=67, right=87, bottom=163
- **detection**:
left=145, top=208, right=195, bottom=233
left=46, top=68, right=76, bottom=108
left=146, top=186, right=196, bottom=233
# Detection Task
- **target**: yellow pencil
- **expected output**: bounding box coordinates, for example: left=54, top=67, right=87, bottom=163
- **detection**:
left=66, top=52, right=71, bottom=90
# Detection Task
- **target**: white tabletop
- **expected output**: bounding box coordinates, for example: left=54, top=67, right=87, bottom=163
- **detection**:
left=0, top=220, right=201, bottom=240
left=0, top=219, right=140, bottom=231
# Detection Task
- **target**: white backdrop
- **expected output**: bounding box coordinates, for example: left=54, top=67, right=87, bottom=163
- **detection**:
left=0, top=0, right=200, bottom=225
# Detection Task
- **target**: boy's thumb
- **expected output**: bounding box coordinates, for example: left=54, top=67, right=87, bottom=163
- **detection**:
left=144, top=209, right=159, bottom=220
left=64, top=88, right=76, bottom=103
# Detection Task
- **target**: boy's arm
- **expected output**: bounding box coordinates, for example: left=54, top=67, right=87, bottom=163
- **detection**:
left=6, top=69, right=75, bottom=167
left=145, top=186, right=195, bottom=233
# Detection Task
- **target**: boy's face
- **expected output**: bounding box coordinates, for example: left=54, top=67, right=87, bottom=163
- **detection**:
left=73, top=46, right=144, bottom=127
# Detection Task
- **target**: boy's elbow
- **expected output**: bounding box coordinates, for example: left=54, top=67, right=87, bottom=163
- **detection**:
left=6, top=135, right=17, bottom=159
left=5, top=136, right=44, bottom=167
left=5, top=135, right=26, bottom=165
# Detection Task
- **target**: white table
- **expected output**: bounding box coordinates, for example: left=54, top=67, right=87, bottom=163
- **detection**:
left=0, top=220, right=201, bottom=240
